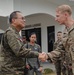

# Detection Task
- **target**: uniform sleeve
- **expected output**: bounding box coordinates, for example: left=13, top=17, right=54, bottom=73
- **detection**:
left=37, top=45, right=42, bottom=67
left=53, top=42, right=57, bottom=50
left=47, top=42, right=65, bottom=60
left=7, top=31, right=39, bottom=58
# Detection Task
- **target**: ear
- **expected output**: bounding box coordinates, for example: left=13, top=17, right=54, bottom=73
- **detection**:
left=64, top=12, right=68, bottom=17
left=12, top=18, right=16, bottom=23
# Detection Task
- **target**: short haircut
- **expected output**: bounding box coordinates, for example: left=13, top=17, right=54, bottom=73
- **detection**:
left=56, top=4, right=72, bottom=15
left=57, top=31, right=62, bottom=33
left=9, top=11, right=21, bottom=24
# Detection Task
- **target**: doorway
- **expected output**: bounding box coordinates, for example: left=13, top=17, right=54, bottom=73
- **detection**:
left=47, top=26, right=55, bottom=52
left=0, top=33, right=3, bottom=44
left=22, top=28, right=41, bottom=46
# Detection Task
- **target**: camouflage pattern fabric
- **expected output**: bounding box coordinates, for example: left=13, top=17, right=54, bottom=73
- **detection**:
left=0, top=25, right=39, bottom=75
left=47, top=25, right=74, bottom=75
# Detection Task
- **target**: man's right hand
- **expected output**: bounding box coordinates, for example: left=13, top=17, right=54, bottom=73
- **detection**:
left=38, top=52, right=48, bottom=62
left=26, top=64, right=30, bottom=69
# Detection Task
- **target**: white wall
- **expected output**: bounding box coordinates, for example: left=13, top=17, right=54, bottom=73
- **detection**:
left=0, top=17, right=9, bottom=31
left=14, top=0, right=57, bottom=17
left=0, top=29, right=4, bottom=33
left=25, top=14, right=64, bottom=52
left=0, top=0, right=73, bottom=52
left=0, top=0, right=13, bottom=16
left=71, top=6, right=74, bottom=18
left=13, top=0, right=74, bottom=18
left=0, top=0, right=74, bottom=18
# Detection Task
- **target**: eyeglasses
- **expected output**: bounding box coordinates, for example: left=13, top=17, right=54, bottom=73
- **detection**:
left=14, top=17, right=25, bottom=20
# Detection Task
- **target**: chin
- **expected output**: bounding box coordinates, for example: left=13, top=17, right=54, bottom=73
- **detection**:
left=20, top=26, right=24, bottom=29
left=22, top=25, right=25, bottom=28
left=60, top=24, right=62, bottom=25
left=59, top=23, right=63, bottom=25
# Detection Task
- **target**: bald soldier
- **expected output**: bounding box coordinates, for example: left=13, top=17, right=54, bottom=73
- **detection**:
left=0, top=11, right=46, bottom=75
left=44, top=5, right=74, bottom=75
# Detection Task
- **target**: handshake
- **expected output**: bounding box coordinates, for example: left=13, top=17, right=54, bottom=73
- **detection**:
left=38, top=52, right=48, bottom=62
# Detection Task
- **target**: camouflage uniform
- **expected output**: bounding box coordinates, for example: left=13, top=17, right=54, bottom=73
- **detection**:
left=47, top=25, right=74, bottom=75
left=53, top=39, right=63, bottom=75
left=61, top=30, right=69, bottom=75
left=0, top=25, right=39, bottom=75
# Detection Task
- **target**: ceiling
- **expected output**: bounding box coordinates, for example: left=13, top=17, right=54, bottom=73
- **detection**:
left=47, top=0, right=74, bottom=6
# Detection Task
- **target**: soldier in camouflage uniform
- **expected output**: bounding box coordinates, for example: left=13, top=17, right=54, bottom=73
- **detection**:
left=0, top=11, right=46, bottom=75
left=45, top=5, right=74, bottom=75
left=53, top=31, right=63, bottom=75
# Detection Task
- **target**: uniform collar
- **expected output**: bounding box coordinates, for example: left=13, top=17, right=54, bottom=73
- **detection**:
left=66, top=24, right=74, bottom=33
left=10, top=25, right=19, bottom=34
left=57, top=39, right=62, bottom=42
left=28, top=42, right=35, bottom=46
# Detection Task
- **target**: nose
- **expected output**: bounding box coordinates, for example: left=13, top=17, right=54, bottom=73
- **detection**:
left=24, top=19, right=26, bottom=22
